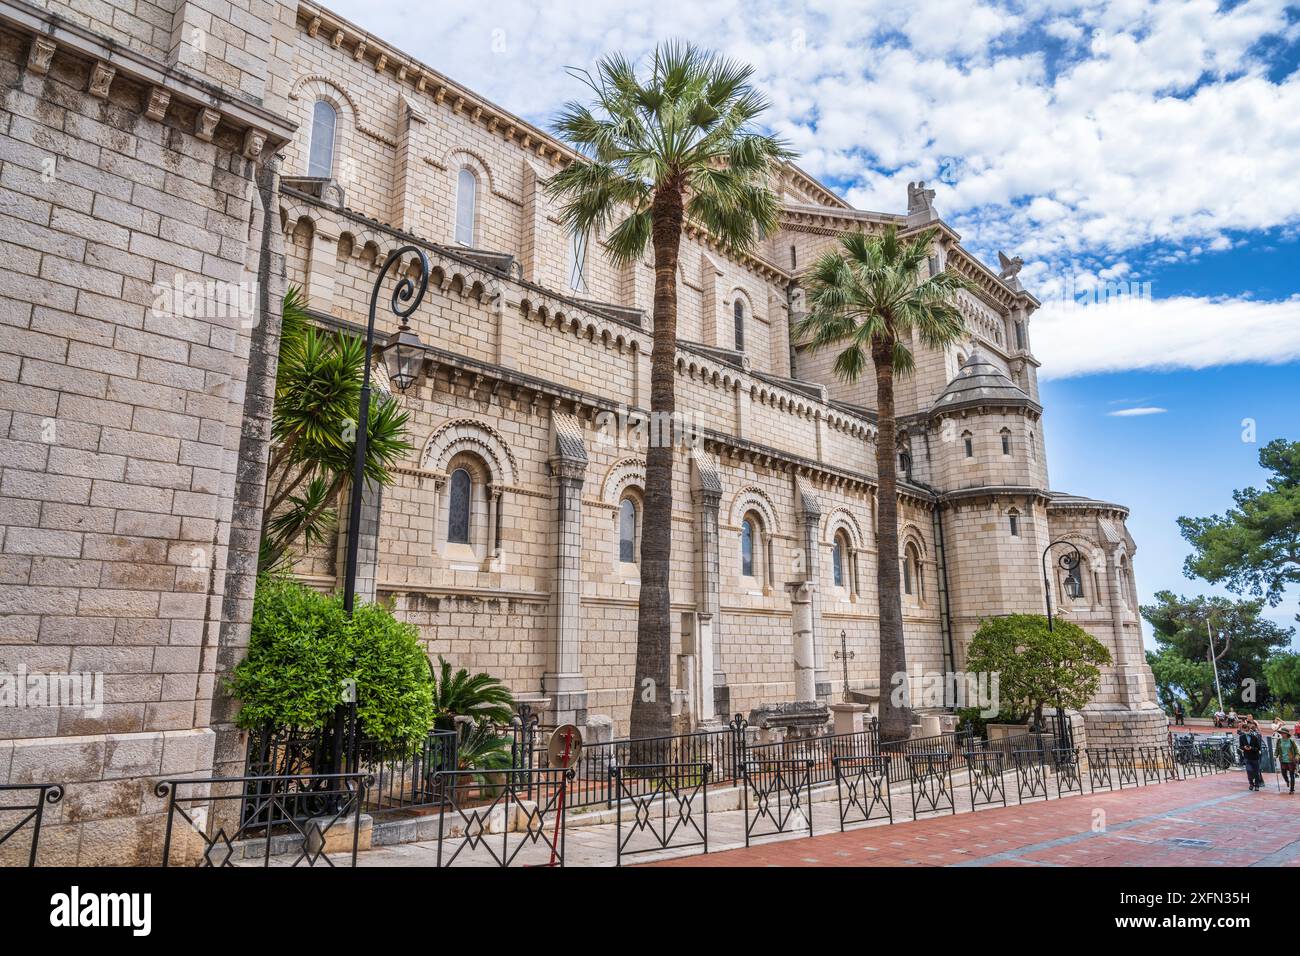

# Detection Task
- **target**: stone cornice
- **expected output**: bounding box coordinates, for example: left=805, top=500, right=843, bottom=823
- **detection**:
left=1, top=0, right=294, bottom=151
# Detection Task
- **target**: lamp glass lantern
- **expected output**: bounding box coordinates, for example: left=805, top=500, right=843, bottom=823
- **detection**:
left=381, top=322, right=424, bottom=391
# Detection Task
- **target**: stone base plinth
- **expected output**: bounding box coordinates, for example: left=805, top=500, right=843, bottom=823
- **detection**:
left=1082, top=706, right=1168, bottom=750
left=829, top=702, right=870, bottom=735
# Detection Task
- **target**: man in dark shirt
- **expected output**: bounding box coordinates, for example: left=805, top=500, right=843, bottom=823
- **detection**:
left=1239, top=721, right=1264, bottom=791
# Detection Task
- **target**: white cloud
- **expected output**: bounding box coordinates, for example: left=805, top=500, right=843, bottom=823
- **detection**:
left=1033, top=293, right=1300, bottom=379
left=1107, top=406, right=1168, bottom=416
left=321, top=0, right=1300, bottom=377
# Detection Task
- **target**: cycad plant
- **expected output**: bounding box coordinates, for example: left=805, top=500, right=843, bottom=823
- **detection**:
left=794, top=227, right=970, bottom=743
left=547, top=42, right=792, bottom=739
left=431, top=655, right=516, bottom=728
left=260, top=286, right=412, bottom=570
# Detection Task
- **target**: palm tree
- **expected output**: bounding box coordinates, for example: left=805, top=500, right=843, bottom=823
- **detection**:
left=793, top=227, right=970, bottom=743
left=547, top=43, right=792, bottom=739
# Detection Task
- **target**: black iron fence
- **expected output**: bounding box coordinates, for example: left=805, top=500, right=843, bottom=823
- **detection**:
left=157, top=772, right=370, bottom=867
left=742, top=758, right=814, bottom=846
left=0, top=783, right=63, bottom=867
left=611, top=763, right=710, bottom=866
left=832, top=755, right=893, bottom=828
left=244, top=725, right=458, bottom=819
left=431, top=767, right=573, bottom=868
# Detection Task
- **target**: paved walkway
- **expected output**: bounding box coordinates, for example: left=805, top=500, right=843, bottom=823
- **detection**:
left=649, top=771, right=1300, bottom=867
left=355, top=762, right=1300, bottom=868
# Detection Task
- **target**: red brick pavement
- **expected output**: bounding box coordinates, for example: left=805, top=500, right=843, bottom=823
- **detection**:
left=649, top=772, right=1300, bottom=867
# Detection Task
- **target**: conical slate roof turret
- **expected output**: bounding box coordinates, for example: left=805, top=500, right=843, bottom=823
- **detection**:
left=930, top=349, right=1039, bottom=416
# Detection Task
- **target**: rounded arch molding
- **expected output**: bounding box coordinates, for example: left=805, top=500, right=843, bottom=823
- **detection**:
left=899, top=521, right=928, bottom=558
left=824, top=507, right=865, bottom=549
left=420, top=418, right=517, bottom=486
left=601, top=457, right=646, bottom=505
left=729, top=486, right=781, bottom=534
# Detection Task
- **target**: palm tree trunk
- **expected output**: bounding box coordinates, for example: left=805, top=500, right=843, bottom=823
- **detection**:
left=629, top=184, right=683, bottom=743
left=873, top=338, right=911, bottom=744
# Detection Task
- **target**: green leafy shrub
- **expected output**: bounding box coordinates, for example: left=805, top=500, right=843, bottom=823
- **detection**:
left=965, top=614, right=1112, bottom=728
left=228, top=575, right=434, bottom=752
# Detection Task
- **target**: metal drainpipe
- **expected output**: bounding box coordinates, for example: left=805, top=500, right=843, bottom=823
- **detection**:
left=916, top=430, right=957, bottom=682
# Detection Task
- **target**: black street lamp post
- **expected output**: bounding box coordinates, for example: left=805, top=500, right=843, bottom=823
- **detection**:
left=324, top=245, right=430, bottom=782
left=1041, top=538, right=1084, bottom=750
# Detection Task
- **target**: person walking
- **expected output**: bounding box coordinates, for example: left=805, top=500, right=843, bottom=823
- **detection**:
left=1277, top=728, right=1298, bottom=794
left=1174, top=701, right=1185, bottom=726
left=1240, top=721, right=1265, bottom=791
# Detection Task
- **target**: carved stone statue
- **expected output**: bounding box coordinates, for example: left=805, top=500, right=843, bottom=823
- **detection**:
left=907, top=180, right=936, bottom=216
left=997, top=251, right=1024, bottom=281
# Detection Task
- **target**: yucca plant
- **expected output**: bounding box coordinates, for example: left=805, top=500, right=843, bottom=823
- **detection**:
left=547, top=42, right=792, bottom=739
left=260, top=286, right=413, bottom=570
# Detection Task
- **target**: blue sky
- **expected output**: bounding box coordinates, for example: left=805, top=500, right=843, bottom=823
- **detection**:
left=329, top=0, right=1300, bottom=640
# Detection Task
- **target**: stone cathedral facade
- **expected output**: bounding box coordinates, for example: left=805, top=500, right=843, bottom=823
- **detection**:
left=0, top=0, right=1164, bottom=863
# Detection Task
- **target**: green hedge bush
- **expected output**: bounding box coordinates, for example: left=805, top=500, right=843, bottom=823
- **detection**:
left=228, top=575, right=434, bottom=751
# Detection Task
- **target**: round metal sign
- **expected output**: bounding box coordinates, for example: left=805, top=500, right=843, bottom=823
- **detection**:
left=547, top=724, right=584, bottom=769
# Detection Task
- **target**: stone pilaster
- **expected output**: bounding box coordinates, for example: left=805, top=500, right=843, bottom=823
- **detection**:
left=690, top=450, right=724, bottom=722
left=544, top=412, right=588, bottom=726
left=796, top=485, right=830, bottom=699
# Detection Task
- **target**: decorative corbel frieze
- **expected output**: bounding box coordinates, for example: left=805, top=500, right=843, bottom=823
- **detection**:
left=307, top=16, right=321, bottom=37
left=195, top=107, right=220, bottom=142
left=332, top=29, right=344, bottom=48
left=374, top=53, right=387, bottom=73
left=88, top=61, right=115, bottom=98
left=353, top=40, right=366, bottom=61
left=145, top=87, right=170, bottom=121
left=26, top=37, right=56, bottom=76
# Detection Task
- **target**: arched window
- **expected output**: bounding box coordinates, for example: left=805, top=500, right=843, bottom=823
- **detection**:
left=455, top=167, right=477, bottom=246
left=733, top=298, right=746, bottom=352
left=962, top=431, right=973, bottom=458
left=1001, top=428, right=1012, bottom=456
left=568, top=227, right=587, bottom=292
left=1029, top=430, right=1037, bottom=461
left=740, top=517, right=756, bottom=578
left=832, top=530, right=853, bottom=592
left=618, top=497, right=638, bottom=564
left=307, top=100, right=337, bottom=177
left=448, top=467, right=472, bottom=544
left=902, top=544, right=921, bottom=598
left=1008, top=508, right=1020, bottom=537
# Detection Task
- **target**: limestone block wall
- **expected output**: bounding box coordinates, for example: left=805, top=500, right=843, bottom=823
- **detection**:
left=0, top=1, right=295, bottom=862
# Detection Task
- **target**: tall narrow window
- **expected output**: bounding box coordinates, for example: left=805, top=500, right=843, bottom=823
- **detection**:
left=902, top=551, right=914, bottom=595
left=448, top=467, right=472, bottom=544
left=1008, top=509, right=1020, bottom=537
left=618, top=498, right=637, bottom=564
left=455, top=167, right=476, bottom=246
left=740, top=518, right=755, bottom=578
left=733, top=299, right=745, bottom=352
left=307, top=100, right=336, bottom=178
left=1001, top=428, right=1012, bottom=456
left=963, top=432, right=973, bottom=458
left=1015, top=321, right=1026, bottom=351
left=790, top=244, right=797, bottom=269
left=832, top=536, right=844, bottom=588
left=568, top=227, right=588, bottom=292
